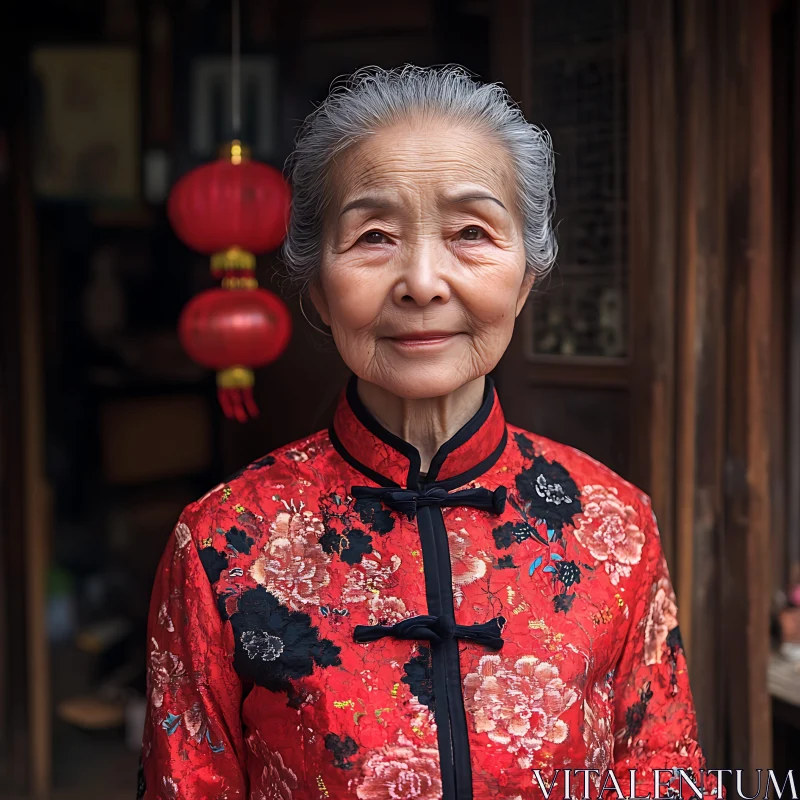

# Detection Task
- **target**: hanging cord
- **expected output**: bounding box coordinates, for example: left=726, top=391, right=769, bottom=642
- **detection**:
left=231, top=0, right=241, bottom=137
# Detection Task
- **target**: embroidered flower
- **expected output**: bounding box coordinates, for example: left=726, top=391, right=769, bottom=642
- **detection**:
left=572, top=485, right=645, bottom=585
left=448, top=528, right=489, bottom=608
left=173, top=522, right=192, bottom=550
left=355, top=742, right=442, bottom=800
left=463, top=653, right=578, bottom=767
left=248, top=732, right=299, bottom=800
left=643, top=572, right=679, bottom=665
left=148, top=640, right=186, bottom=709
left=157, top=602, right=174, bottom=632
left=368, top=595, right=408, bottom=626
left=250, top=509, right=330, bottom=610
left=230, top=587, right=341, bottom=694
left=241, top=631, right=285, bottom=662
left=341, top=552, right=402, bottom=604
left=583, top=678, right=613, bottom=775
left=514, top=451, right=581, bottom=534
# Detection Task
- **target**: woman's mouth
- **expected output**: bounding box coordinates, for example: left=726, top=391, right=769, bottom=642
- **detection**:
left=386, top=331, right=461, bottom=349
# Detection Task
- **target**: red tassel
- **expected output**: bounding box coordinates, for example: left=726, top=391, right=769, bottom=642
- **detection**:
left=242, top=385, right=260, bottom=418
left=217, top=386, right=258, bottom=422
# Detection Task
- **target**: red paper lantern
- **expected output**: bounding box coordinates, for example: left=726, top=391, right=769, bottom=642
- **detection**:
left=168, top=141, right=293, bottom=422
left=179, top=288, right=291, bottom=422
left=168, top=142, right=291, bottom=263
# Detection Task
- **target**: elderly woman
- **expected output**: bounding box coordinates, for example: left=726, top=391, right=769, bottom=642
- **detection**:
left=139, top=66, right=717, bottom=800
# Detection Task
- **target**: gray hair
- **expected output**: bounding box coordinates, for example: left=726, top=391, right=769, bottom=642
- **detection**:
left=281, top=64, right=557, bottom=290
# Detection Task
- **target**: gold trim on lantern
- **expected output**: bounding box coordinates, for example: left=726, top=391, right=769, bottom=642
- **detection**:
left=211, top=247, right=256, bottom=273
left=217, top=366, right=254, bottom=389
left=221, top=276, right=259, bottom=290
left=218, top=139, right=251, bottom=164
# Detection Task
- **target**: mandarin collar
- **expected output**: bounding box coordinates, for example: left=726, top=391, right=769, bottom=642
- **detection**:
left=330, top=375, right=507, bottom=491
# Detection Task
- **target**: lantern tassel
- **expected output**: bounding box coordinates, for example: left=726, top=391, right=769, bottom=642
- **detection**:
left=242, top=384, right=260, bottom=418
left=217, top=385, right=259, bottom=422
left=215, top=368, right=259, bottom=423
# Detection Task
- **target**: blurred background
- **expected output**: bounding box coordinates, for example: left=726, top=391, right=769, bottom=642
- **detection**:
left=0, top=0, right=798, bottom=797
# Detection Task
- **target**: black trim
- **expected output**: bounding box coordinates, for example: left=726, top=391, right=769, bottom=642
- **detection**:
left=433, top=427, right=508, bottom=493
left=346, top=377, right=422, bottom=486
left=328, top=425, right=398, bottom=488
left=425, top=379, right=495, bottom=482
left=341, top=375, right=501, bottom=490
left=417, top=504, right=474, bottom=800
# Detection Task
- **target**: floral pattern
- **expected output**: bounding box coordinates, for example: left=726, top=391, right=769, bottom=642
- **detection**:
left=140, top=380, right=719, bottom=800
left=249, top=509, right=331, bottom=610
left=462, top=654, right=578, bottom=767
left=355, top=740, right=442, bottom=800
left=643, top=572, right=679, bottom=666
left=573, top=485, right=645, bottom=585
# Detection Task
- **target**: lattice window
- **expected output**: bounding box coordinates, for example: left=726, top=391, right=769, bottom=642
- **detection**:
left=527, top=0, right=628, bottom=359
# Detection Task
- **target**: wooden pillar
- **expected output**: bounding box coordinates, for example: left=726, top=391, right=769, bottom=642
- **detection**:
left=674, top=0, right=729, bottom=767
left=720, top=0, right=774, bottom=778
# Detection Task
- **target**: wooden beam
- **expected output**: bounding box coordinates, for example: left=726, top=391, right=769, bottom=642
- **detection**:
left=16, top=120, right=52, bottom=799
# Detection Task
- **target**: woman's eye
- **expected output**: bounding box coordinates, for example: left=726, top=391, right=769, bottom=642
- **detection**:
left=361, top=230, right=390, bottom=244
left=460, top=226, right=486, bottom=241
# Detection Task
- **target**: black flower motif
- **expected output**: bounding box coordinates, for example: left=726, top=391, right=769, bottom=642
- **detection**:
left=225, top=526, right=255, bottom=555
left=515, top=455, right=581, bottom=533
left=401, top=646, right=435, bottom=710
left=554, top=560, right=582, bottom=588
left=666, top=625, right=684, bottom=652
left=226, top=454, right=276, bottom=481
left=320, top=527, right=373, bottom=565
left=492, top=520, right=547, bottom=550
left=553, top=592, right=575, bottom=614
left=354, top=496, right=395, bottom=535
left=494, top=555, right=517, bottom=570
left=199, top=547, right=228, bottom=585
left=624, top=681, right=653, bottom=739
left=229, top=587, right=341, bottom=693
left=514, top=432, right=538, bottom=460
left=324, top=733, right=359, bottom=770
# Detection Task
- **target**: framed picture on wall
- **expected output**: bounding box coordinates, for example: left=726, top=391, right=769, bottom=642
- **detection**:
left=30, top=46, right=140, bottom=201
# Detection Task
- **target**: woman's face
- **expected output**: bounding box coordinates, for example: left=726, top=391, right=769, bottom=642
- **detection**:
left=311, top=118, right=532, bottom=400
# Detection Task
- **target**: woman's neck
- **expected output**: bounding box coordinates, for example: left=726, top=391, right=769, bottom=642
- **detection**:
left=356, top=376, right=486, bottom=474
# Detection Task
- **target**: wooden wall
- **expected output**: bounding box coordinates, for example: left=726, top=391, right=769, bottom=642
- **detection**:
left=497, top=0, right=777, bottom=775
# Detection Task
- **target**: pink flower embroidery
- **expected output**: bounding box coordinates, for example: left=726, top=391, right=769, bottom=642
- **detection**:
left=572, top=485, right=645, bottom=585
left=582, top=679, right=613, bottom=775
left=368, top=595, right=409, bottom=626
left=355, top=743, right=442, bottom=800
left=248, top=732, right=298, bottom=800
left=448, top=528, right=489, bottom=608
left=250, top=509, right=330, bottom=610
left=463, top=654, right=578, bottom=768
left=148, top=639, right=186, bottom=709
left=173, top=521, right=192, bottom=551
left=643, top=571, right=679, bottom=665
left=342, top=552, right=402, bottom=604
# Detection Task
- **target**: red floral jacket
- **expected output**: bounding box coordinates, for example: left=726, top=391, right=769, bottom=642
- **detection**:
left=139, top=377, right=720, bottom=800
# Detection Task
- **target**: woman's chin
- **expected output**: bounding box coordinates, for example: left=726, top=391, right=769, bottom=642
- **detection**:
left=368, top=362, right=484, bottom=400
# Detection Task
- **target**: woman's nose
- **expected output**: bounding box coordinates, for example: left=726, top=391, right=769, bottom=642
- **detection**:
left=392, top=243, right=451, bottom=307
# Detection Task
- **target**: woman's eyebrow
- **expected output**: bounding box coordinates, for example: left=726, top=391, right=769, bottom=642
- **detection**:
left=445, top=191, right=508, bottom=211
left=339, top=196, right=397, bottom=217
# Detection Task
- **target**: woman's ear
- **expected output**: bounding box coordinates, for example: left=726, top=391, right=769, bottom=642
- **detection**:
left=309, top=280, right=332, bottom=326
left=515, top=270, right=536, bottom=317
